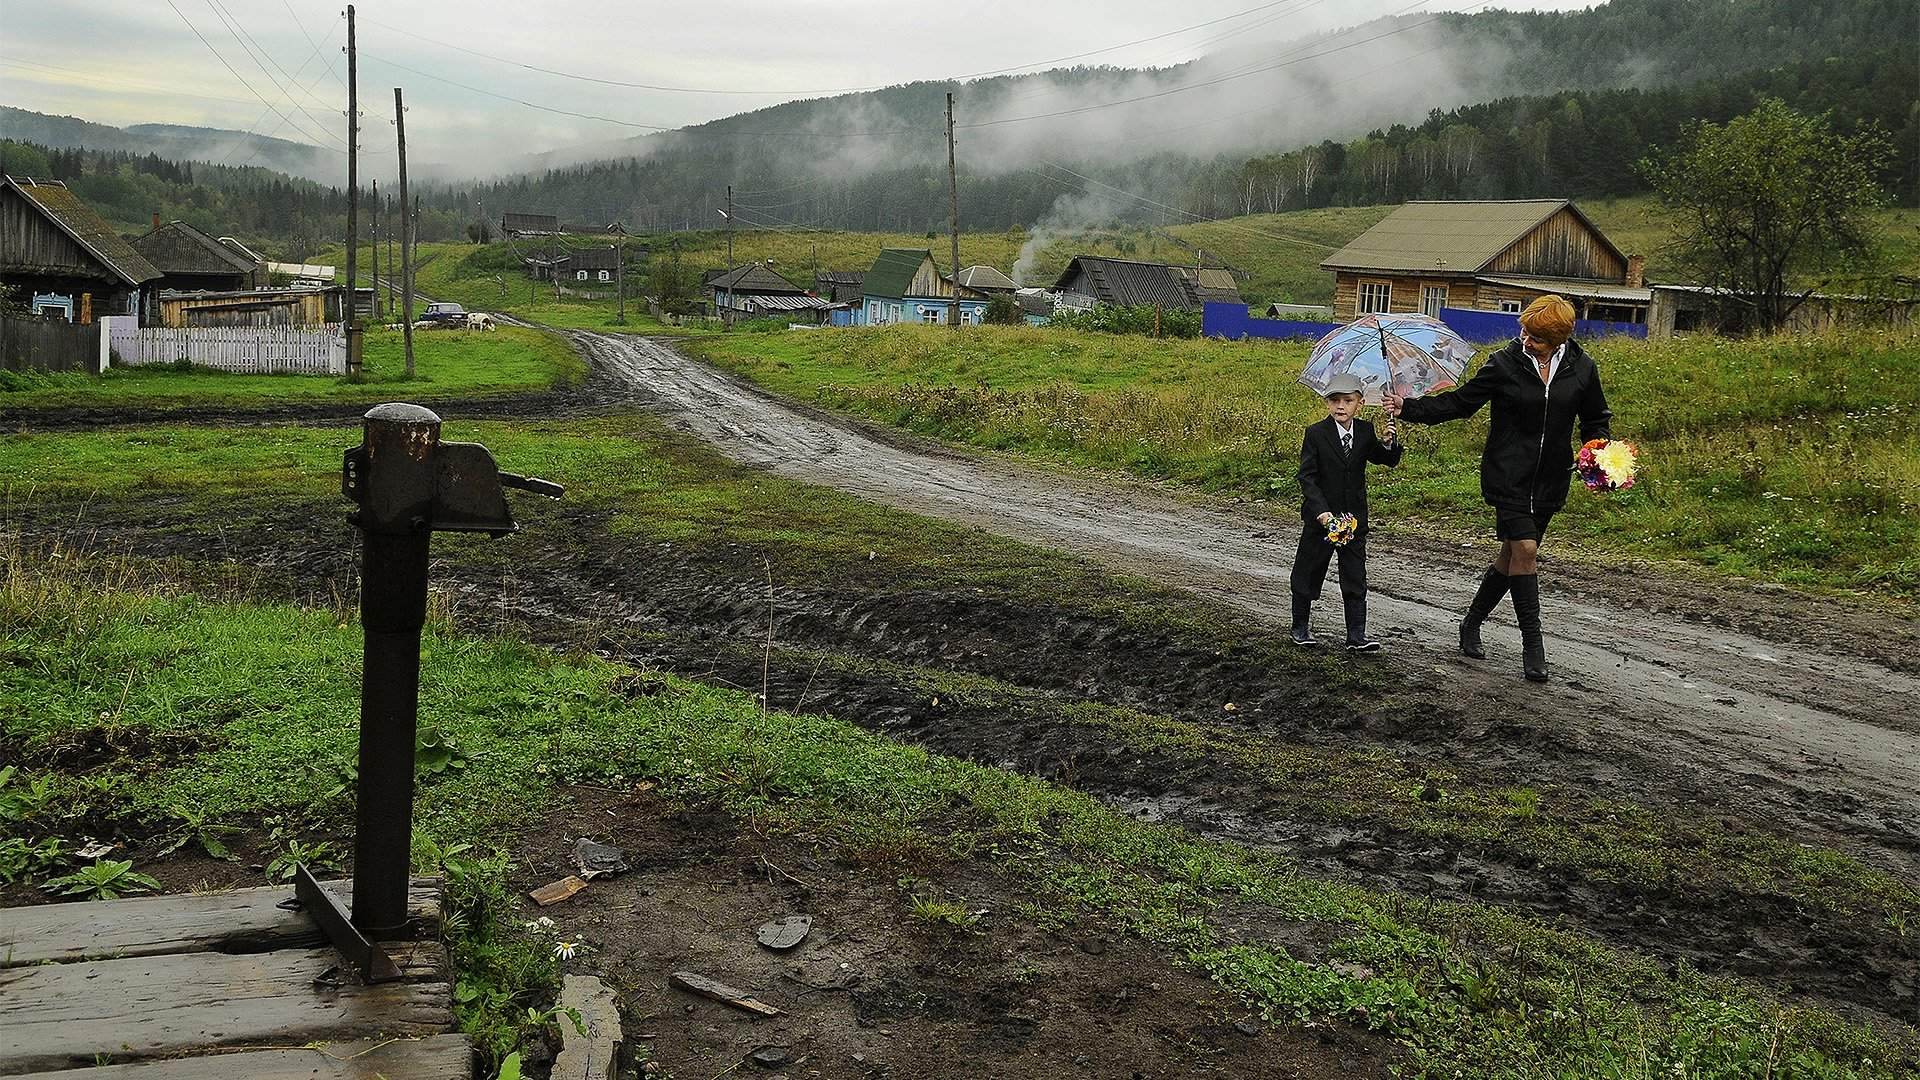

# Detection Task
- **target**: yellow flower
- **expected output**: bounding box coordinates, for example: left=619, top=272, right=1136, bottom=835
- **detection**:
left=1594, top=441, right=1637, bottom=482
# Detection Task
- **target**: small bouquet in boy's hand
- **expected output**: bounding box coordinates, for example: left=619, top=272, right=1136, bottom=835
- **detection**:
left=1576, top=438, right=1638, bottom=493
left=1324, top=512, right=1359, bottom=546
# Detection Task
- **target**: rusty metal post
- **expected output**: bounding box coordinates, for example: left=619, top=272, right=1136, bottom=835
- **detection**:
left=349, top=402, right=440, bottom=936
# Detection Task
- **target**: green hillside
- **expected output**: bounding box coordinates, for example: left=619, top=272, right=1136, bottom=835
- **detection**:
left=347, top=198, right=1920, bottom=315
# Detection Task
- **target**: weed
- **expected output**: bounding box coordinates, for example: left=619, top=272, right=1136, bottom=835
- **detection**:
left=42, top=858, right=160, bottom=900
left=265, top=838, right=341, bottom=882
left=0, top=836, right=65, bottom=884
left=152, top=804, right=241, bottom=860
left=0, top=766, right=58, bottom=823
left=909, top=894, right=981, bottom=930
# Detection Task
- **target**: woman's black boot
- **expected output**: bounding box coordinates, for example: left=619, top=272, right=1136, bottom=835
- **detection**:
left=1458, top=565, right=1508, bottom=660
left=1508, top=574, right=1549, bottom=682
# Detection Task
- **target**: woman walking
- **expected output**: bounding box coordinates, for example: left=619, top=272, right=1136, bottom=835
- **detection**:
left=1382, top=296, right=1611, bottom=682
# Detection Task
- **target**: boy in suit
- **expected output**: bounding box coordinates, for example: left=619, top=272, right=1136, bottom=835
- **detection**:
left=1291, top=373, right=1404, bottom=651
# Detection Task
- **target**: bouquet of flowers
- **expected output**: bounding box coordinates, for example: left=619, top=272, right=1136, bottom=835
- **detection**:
left=1325, top=512, right=1359, bottom=546
left=1576, top=438, right=1638, bottom=493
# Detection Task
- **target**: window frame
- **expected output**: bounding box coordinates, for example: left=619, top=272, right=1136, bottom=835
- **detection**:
left=1357, top=279, right=1393, bottom=315
left=1497, top=299, right=1523, bottom=314
left=1421, top=283, right=1449, bottom=318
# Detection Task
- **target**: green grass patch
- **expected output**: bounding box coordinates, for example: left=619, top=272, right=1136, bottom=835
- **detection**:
left=2, top=566, right=1911, bottom=1078
left=0, top=325, right=581, bottom=409
left=687, top=325, right=1920, bottom=597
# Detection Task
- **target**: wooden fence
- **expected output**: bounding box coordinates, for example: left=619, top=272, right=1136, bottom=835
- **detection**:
left=0, top=315, right=100, bottom=374
left=107, top=323, right=346, bottom=375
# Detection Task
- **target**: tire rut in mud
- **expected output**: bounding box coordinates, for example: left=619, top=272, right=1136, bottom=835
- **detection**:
left=15, top=498, right=1913, bottom=1033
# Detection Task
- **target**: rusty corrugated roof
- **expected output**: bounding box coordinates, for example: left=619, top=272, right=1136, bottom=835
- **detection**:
left=1321, top=200, right=1610, bottom=275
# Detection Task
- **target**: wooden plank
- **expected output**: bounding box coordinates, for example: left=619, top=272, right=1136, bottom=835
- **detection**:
left=0, top=946, right=453, bottom=1074
left=10, top=1034, right=472, bottom=1079
left=667, top=971, right=783, bottom=1016
left=551, top=975, right=620, bottom=1080
left=0, top=880, right=440, bottom=968
left=529, top=876, right=589, bottom=907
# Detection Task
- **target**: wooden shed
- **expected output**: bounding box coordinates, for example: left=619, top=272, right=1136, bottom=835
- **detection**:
left=502, top=211, right=560, bottom=235
left=1321, top=200, right=1649, bottom=324
left=157, top=286, right=334, bottom=328
left=130, top=219, right=266, bottom=297
left=1051, top=256, right=1243, bottom=312
left=0, top=174, right=159, bottom=322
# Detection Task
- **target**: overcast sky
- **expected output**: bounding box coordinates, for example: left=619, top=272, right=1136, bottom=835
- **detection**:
left=1, top=0, right=1596, bottom=175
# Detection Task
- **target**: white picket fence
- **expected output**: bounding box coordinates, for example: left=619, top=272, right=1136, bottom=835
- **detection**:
left=107, top=322, right=347, bottom=375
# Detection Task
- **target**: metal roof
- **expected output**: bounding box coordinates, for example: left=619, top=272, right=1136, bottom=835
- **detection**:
left=707, top=263, right=803, bottom=294
left=1475, top=275, right=1651, bottom=302
left=1051, top=256, right=1242, bottom=310
left=4, top=175, right=161, bottom=286
left=1321, top=200, right=1617, bottom=274
left=864, top=248, right=933, bottom=300
left=730, top=293, right=830, bottom=311
left=956, top=264, right=1016, bottom=291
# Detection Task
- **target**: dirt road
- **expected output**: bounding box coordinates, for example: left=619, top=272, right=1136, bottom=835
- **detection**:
left=571, top=330, right=1920, bottom=861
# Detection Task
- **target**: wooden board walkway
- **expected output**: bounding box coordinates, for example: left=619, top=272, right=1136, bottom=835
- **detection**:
left=0, top=879, right=469, bottom=1078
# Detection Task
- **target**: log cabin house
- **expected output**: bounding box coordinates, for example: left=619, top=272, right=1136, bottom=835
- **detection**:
left=1, top=175, right=159, bottom=322
left=1321, top=200, right=1649, bottom=324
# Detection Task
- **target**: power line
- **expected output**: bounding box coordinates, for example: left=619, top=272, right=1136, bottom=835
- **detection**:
left=199, top=0, right=347, bottom=148
left=163, top=0, right=345, bottom=154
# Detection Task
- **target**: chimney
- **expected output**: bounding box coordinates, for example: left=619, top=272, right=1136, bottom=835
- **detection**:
left=152, top=212, right=161, bottom=230
left=1626, top=254, right=1646, bottom=289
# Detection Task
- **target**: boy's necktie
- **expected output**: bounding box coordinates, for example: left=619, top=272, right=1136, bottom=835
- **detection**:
left=1341, top=430, right=1353, bottom=458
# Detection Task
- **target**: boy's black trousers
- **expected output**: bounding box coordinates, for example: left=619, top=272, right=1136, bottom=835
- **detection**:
left=1289, top=527, right=1368, bottom=639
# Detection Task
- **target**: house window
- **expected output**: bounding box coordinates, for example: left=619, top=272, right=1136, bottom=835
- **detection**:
left=921, top=307, right=942, bottom=325
left=1497, top=299, right=1523, bottom=314
left=576, top=270, right=588, bottom=281
left=891, top=304, right=903, bottom=322
left=1421, top=284, right=1448, bottom=318
left=598, top=270, right=611, bottom=282
left=1357, top=280, right=1392, bottom=314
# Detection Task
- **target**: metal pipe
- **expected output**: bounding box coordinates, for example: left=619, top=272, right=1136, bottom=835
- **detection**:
left=350, top=402, right=440, bottom=936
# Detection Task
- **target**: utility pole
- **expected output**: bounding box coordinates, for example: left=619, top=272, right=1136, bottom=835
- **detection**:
left=725, top=184, right=734, bottom=324
left=385, top=193, right=394, bottom=310
left=394, top=86, right=414, bottom=379
left=370, top=178, right=381, bottom=319
left=344, top=4, right=361, bottom=371
left=945, top=91, right=961, bottom=329
left=613, top=238, right=626, bottom=324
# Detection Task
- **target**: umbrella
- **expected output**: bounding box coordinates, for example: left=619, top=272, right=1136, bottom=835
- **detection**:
left=1300, top=313, right=1475, bottom=405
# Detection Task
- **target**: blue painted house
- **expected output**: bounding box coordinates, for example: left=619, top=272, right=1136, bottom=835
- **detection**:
left=857, top=248, right=987, bottom=326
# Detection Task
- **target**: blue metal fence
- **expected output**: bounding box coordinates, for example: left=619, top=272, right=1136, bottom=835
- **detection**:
left=1203, top=302, right=1648, bottom=344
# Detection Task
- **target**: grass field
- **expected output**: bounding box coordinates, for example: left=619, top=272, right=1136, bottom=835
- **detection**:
left=6, top=412, right=1914, bottom=1076
left=688, top=325, right=1920, bottom=597
left=334, top=198, right=1920, bottom=325
left=0, top=325, right=581, bottom=409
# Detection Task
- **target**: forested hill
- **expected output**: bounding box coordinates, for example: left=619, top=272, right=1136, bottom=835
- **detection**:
left=462, top=0, right=1916, bottom=232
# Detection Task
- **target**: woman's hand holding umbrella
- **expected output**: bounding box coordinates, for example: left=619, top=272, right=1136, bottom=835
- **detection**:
left=1381, top=392, right=1405, bottom=417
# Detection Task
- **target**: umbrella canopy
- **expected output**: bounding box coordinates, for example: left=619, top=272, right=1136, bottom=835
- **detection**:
left=1300, top=313, right=1475, bottom=404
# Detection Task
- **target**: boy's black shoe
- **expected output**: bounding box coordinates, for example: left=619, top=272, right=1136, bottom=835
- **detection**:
left=1290, top=625, right=1318, bottom=646
left=1345, top=638, right=1383, bottom=653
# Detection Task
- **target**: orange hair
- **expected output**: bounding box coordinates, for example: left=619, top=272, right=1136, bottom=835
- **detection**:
left=1519, top=295, right=1576, bottom=345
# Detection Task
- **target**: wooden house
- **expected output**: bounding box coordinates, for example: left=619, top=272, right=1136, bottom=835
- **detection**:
left=562, top=246, right=622, bottom=284
left=1051, top=256, right=1242, bottom=312
left=131, top=218, right=266, bottom=309
left=707, top=263, right=829, bottom=322
left=1321, top=200, right=1649, bottom=323
left=860, top=249, right=987, bottom=326
left=814, top=270, right=866, bottom=304
left=1, top=175, right=159, bottom=322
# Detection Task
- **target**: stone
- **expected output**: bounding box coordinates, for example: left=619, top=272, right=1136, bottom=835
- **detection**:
left=750, top=1046, right=792, bottom=1068
left=756, top=914, right=813, bottom=951
left=573, top=838, right=629, bottom=880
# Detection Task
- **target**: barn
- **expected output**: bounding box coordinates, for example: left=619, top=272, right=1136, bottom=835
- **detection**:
left=0, top=175, right=159, bottom=322
left=131, top=219, right=266, bottom=299
left=501, top=212, right=560, bottom=236
left=1051, top=256, right=1243, bottom=312
left=1321, top=200, right=1649, bottom=324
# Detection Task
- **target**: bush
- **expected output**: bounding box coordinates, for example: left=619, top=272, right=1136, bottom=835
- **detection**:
left=1050, top=303, right=1200, bottom=338
left=984, top=293, right=1023, bottom=325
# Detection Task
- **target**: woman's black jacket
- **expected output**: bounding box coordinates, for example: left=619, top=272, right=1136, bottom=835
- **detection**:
left=1399, top=338, right=1612, bottom=515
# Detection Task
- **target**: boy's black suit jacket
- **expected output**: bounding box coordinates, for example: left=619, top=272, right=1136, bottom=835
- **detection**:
left=1297, top=416, right=1403, bottom=532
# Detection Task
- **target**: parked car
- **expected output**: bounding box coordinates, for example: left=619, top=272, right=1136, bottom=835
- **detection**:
left=420, top=301, right=466, bottom=324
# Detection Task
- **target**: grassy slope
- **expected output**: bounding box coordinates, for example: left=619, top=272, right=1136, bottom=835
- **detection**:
left=5, top=422, right=1914, bottom=1077
left=0, top=325, right=582, bottom=408
left=687, top=325, right=1920, bottom=597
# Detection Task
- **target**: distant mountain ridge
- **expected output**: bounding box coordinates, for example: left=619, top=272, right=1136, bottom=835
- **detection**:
left=0, top=107, right=332, bottom=183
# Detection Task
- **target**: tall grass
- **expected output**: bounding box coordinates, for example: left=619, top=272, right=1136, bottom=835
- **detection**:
left=695, top=326, right=1920, bottom=595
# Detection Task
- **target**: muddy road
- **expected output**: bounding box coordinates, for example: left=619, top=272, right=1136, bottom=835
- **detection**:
left=571, top=331, right=1920, bottom=858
